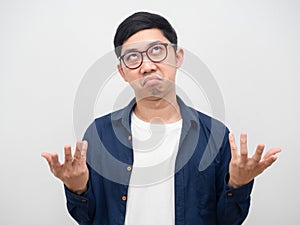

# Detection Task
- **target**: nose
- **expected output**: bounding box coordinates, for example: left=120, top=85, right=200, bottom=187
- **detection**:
left=140, top=52, right=157, bottom=74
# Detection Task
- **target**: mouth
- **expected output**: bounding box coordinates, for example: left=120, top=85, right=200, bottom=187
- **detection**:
left=142, top=74, right=163, bottom=87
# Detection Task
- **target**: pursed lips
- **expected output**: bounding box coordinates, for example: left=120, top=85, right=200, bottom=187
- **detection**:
left=141, top=74, right=163, bottom=86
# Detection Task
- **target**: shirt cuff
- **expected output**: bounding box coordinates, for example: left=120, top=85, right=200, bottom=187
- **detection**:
left=64, top=181, right=92, bottom=206
left=225, top=179, right=254, bottom=202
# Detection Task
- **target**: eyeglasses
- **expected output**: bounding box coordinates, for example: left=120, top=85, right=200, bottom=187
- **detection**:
left=119, top=42, right=175, bottom=70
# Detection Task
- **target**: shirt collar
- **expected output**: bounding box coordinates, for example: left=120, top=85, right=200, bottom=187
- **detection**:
left=111, top=95, right=199, bottom=132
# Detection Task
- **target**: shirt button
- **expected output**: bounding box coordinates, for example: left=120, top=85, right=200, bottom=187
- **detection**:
left=227, top=192, right=233, bottom=197
left=122, top=195, right=127, bottom=201
left=127, top=166, right=132, bottom=171
left=128, top=135, right=132, bottom=141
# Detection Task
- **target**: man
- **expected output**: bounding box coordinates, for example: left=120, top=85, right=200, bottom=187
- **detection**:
left=42, top=11, right=281, bottom=225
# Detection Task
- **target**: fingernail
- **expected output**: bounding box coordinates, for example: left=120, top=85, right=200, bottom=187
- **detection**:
left=82, top=140, right=88, bottom=148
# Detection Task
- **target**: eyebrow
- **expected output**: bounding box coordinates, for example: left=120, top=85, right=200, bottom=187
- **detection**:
left=121, top=41, right=165, bottom=55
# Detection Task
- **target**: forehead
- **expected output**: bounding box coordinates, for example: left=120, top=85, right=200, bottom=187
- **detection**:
left=121, top=28, right=169, bottom=52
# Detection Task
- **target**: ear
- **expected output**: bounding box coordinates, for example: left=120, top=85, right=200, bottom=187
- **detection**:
left=175, top=48, right=184, bottom=68
left=117, top=64, right=128, bottom=82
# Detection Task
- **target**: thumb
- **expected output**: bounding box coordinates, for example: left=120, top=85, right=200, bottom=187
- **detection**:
left=41, top=152, right=52, bottom=163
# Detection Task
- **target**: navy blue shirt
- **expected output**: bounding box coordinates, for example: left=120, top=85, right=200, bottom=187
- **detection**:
left=65, top=96, right=253, bottom=225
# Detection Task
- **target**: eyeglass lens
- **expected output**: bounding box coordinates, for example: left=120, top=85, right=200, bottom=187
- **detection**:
left=122, top=43, right=168, bottom=69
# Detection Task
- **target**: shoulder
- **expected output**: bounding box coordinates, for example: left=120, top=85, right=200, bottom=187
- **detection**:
left=194, top=108, right=230, bottom=141
left=86, top=104, right=129, bottom=136
left=82, top=112, right=113, bottom=139
left=177, top=96, right=229, bottom=135
left=197, top=110, right=227, bottom=130
left=94, top=112, right=114, bottom=127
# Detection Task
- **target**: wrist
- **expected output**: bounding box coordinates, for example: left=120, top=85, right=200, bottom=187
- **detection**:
left=66, top=183, right=88, bottom=195
left=228, top=179, right=242, bottom=189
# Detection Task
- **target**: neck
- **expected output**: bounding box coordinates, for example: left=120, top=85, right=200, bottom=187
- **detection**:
left=133, top=94, right=181, bottom=124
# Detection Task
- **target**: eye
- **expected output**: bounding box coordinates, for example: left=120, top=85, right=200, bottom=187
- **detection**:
left=124, top=52, right=140, bottom=62
left=149, top=45, right=164, bottom=55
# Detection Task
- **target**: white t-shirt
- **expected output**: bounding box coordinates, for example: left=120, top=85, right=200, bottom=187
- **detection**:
left=124, top=112, right=182, bottom=225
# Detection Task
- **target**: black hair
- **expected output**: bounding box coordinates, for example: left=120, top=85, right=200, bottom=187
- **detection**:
left=113, top=11, right=178, bottom=57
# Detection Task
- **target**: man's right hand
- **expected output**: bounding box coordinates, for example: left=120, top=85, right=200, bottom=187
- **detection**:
left=41, top=140, right=89, bottom=195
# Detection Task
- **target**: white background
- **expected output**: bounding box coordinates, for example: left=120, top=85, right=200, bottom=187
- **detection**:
left=1, top=0, right=299, bottom=224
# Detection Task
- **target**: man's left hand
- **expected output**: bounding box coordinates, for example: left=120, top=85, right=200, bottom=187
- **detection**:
left=228, top=133, right=281, bottom=188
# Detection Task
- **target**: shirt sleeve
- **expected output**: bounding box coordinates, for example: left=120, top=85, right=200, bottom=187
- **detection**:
left=217, top=179, right=254, bottom=225
left=64, top=122, right=98, bottom=224
left=64, top=177, right=96, bottom=225
left=216, top=130, right=254, bottom=225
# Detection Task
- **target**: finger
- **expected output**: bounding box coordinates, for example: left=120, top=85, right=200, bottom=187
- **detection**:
left=41, top=152, right=52, bottom=163
left=52, top=153, right=61, bottom=170
left=251, top=144, right=265, bottom=163
left=41, top=152, right=54, bottom=168
left=41, top=152, right=56, bottom=168
left=240, top=133, right=248, bottom=163
left=229, top=133, right=238, bottom=159
left=64, top=145, right=73, bottom=165
left=261, top=154, right=278, bottom=168
left=73, top=141, right=82, bottom=161
left=263, top=148, right=282, bottom=160
left=42, top=153, right=61, bottom=175
left=73, top=141, right=88, bottom=164
left=81, top=140, right=88, bottom=159
left=41, top=152, right=62, bottom=178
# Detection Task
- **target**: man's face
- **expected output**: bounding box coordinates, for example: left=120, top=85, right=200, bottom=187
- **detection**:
left=117, top=28, right=184, bottom=100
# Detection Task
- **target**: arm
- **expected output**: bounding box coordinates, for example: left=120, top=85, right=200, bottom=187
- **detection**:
left=216, top=133, right=281, bottom=225
left=41, top=141, right=96, bottom=224
left=216, top=134, right=253, bottom=225
left=64, top=165, right=96, bottom=225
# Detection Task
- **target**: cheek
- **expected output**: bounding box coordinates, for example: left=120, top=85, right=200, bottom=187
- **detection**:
left=162, top=54, right=177, bottom=68
left=123, top=71, right=142, bottom=85
left=160, top=67, right=177, bottom=83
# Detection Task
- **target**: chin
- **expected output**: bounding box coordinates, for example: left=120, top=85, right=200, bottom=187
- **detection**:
left=135, top=88, right=164, bottom=100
